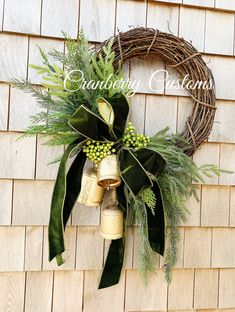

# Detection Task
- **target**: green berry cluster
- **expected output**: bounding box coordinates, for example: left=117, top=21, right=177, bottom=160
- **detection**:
left=122, top=122, right=150, bottom=149
left=82, top=140, right=116, bottom=164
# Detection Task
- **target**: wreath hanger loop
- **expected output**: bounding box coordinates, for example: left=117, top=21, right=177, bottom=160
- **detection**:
left=95, top=27, right=216, bottom=156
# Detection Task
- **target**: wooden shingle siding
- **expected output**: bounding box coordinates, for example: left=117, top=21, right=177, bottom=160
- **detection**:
left=201, top=186, right=230, bottom=227
left=194, top=269, right=219, bottom=309
left=24, top=226, right=43, bottom=271
left=183, top=0, right=214, bottom=7
left=83, top=270, right=125, bottom=312
left=76, top=227, right=104, bottom=270
left=41, top=0, right=79, bottom=38
left=71, top=203, right=100, bottom=226
left=177, top=96, right=194, bottom=133
left=130, top=57, right=166, bottom=94
left=219, top=144, right=235, bottom=185
left=147, top=2, right=179, bottom=35
left=0, top=133, right=36, bottom=179
left=205, top=56, right=235, bottom=101
left=116, top=0, right=147, bottom=32
left=0, top=179, right=12, bottom=225
left=205, top=11, right=234, bottom=55
left=0, top=0, right=234, bottom=311
left=0, top=272, right=25, bottom=312
left=212, top=228, right=235, bottom=268
left=125, top=270, right=168, bottom=311
left=229, top=186, right=235, bottom=226
left=219, top=269, right=235, bottom=308
left=24, top=271, right=53, bottom=312
left=209, top=101, right=235, bottom=143
left=0, top=34, right=28, bottom=81
left=0, top=226, right=25, bottom=271
left=79, top=0, right=116, bottom=42
left=0, top=84, right=9, bottom=130
left=9, top=88, right=41, bottom=131
left=12, top=180, right=54, bottom=225
left=36, top=136, right=63, bottom=180
left=145, top=94, right=178, bottom=134
left=3, top=0, right=41, bottom=35
left=53, top=271, right=84, bottom=312
left=184, top=227, right=212, bottom=268
left=215, top=0, right=235, bottom=11
left=129, top=94, right=146, bottom=133
left=179, top=7, right=205, bottom=51
left=168, top=269, right=194, bottom=310
left=155, top=0, right=182, bottom=4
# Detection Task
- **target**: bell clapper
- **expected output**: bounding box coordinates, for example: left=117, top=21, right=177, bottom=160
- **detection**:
left=97, top=154, right=121, bottom=189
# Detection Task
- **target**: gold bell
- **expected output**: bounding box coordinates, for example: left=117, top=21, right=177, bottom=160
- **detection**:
left=100, top=206, right=124, bottom=239
left=97, top=154, right=121, bottom=189
left=77, top=168, right=104, bottom=206
left=100, top=189, right=124, bottom=240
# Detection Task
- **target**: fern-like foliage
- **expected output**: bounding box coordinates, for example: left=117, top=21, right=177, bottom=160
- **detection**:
left=141, top=187, right=156, bottom=215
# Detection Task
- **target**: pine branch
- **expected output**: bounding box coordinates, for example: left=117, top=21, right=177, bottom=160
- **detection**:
left=131, top=194, right=156, bottom=284
left=147, top=128, right=229, bottom=282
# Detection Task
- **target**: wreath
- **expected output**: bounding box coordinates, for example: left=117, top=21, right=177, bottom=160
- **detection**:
left=97, top=28, right=216, bottom=156
left=14, top=28, right=224, bottom=289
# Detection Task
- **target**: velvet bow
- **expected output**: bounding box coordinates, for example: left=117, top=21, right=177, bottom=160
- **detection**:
left=48, top=93, right=166, bottom=289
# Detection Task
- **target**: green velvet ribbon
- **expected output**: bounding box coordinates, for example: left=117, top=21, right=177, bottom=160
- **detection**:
left=48, top=140, right=86, bottom=264
left=118, top=148, right=166, bottom=256
left=48, top=93, right=166, bottom=289
left=68, top=94, right=129, bottom=141
left=98, top=238, right=125, bottom=289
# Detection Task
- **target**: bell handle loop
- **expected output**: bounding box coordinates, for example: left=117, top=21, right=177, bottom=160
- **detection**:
left=102, top=188, right=119, bottom=210
left=93, top=162, right=98, bottom=171
left=103, top=199, right=119, bottom=210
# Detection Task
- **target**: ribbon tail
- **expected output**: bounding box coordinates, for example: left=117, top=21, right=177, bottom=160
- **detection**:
left=147, top=180, right=165, bottom=256
left=62, top=151, right=86, bottom=227
left=48, top=141, right=85, bottom=264
left=119, top=149, right=165, bottom=256
left=98, top=238, right=125, bottom=289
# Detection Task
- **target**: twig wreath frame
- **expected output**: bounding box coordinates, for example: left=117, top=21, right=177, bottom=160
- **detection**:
left=96, top=27, right=216, bottom=156
left=13, top=27, right=223, bottom=290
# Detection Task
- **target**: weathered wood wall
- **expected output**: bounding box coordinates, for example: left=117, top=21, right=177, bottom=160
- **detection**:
left=0, top=0, right=235, bottom=311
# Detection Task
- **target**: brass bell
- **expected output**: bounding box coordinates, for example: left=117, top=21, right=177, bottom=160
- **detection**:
left=97, top=154, right=121, bottom=189
left=100, top=188, right=124, bottom=240
left=77, top=168, right=104, bottom=206
left=100, top=205, right=124, bottom=240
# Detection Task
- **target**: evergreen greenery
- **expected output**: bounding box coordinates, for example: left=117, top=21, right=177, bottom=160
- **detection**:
left=124, top=128, right=227, bottom=283
left=148, top=128, right=226, bottom=282
left=130, top=192, right=156, bottom=284
left=12, top=32, right=130, bottom=146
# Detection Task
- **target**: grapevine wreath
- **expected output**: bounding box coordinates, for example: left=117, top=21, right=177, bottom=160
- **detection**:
left=14, top=28, right=223, bottom=289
